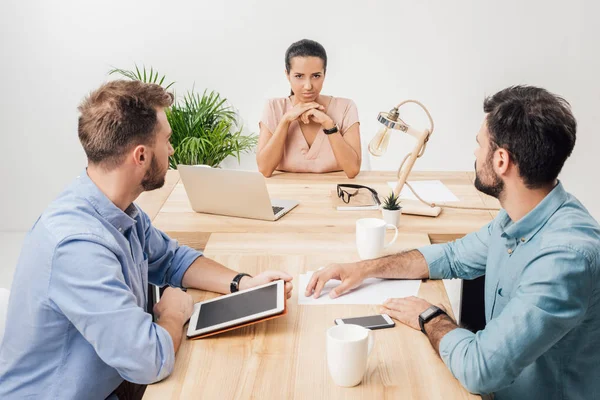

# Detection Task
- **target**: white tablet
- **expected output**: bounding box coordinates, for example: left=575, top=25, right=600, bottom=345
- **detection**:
left=187, top=280, right=285, bottom=338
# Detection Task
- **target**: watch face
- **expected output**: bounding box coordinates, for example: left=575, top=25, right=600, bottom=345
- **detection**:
left=422, top=306, right=438, bottom=320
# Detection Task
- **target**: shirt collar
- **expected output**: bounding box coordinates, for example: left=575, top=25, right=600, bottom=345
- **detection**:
left=75, top=169, right=139, bottom=233
left=499, top=180, right=568, bottom=242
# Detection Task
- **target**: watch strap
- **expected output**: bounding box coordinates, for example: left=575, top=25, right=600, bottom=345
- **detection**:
left=419, top=306, right=447, bottom=334
left=230, top=273, right=252, bottom=293
left=323, top=124, right=339, bottom=135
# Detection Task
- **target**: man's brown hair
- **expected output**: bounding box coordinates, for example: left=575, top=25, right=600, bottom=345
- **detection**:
left=78, top=80, right=174, bottom=168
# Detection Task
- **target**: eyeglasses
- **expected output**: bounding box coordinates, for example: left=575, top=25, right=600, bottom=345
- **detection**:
left=336, top=184, right=381, bottom=205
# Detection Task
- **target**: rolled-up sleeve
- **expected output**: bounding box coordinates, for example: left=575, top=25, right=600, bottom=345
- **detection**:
left=438, top=246, right=593, bottom=394
left=419, top=220, right=493, bottom=280
left=140, top=210, right=202, bottom=288
left=48, top=236, right=175, bottom=384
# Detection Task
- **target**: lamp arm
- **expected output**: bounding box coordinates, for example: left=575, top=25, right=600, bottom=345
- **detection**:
left=393, top=130, right=430, bottom=197
left=389, top=99, right=499, bottom=212
left=395, top=100, right=435, bottom=137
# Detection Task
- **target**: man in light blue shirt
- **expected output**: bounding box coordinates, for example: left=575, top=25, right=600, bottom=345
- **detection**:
left=307, top=86, right=600, bottom=399
left=0, top=80, right=293, bottom=399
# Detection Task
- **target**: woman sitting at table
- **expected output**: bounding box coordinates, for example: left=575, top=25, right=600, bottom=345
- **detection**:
left=257, top=39, right=361, bottom=178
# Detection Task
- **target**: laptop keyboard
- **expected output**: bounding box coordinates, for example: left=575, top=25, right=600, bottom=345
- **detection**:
left=272, top=206, right=284, bottom=215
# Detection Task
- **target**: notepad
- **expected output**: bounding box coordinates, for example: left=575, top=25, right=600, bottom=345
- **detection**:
left=388, top=180, right=459, bottom=203
left=298, top=271, right=421, bottom=305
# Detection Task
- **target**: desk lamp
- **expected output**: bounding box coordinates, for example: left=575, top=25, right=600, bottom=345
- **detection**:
left=368, top=99, right=499, bottom=216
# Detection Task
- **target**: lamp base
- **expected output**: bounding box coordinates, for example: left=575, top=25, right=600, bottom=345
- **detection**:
left=400, top=202, right=442, bottom=217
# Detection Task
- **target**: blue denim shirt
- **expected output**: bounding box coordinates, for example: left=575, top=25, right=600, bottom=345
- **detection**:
left=420, top=182, right=600, bottom=399
left=0, top=171, right=202, bottom=399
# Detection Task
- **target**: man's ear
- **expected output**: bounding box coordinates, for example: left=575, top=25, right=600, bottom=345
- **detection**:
left=494, top=148, right=511, bottom=176
left=132, top=145, right=147, bottom=166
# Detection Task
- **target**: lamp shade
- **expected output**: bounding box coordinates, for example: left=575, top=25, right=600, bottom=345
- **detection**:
left=368, top=107, right=412, bottom=157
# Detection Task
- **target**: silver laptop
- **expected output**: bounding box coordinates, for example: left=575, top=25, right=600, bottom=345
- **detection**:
left=178, top=165, right=299, bottom=221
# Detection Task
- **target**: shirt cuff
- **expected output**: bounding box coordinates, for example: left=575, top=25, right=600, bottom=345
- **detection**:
left=154, top=324, right=176, bottom=382
left=439, top=327, right=475, bottom=370
left=418, top=244, right=452, bottom=279
left=171, top=246, right=203, bottom=288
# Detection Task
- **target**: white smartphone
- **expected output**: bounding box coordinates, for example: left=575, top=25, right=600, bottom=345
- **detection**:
left=334, top=314, right=395, bottom=330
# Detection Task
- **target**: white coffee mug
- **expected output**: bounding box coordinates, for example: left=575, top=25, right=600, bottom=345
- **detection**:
left=326, top=324, right=374, bottom=387
left=356, top=218, right=398, bottom=260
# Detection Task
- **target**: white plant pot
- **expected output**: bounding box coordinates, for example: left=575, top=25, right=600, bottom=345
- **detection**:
left=381, top=208, right=402, bottom=228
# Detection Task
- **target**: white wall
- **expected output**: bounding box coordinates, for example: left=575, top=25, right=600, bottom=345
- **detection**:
left=1, top=0, right=599, bottom=232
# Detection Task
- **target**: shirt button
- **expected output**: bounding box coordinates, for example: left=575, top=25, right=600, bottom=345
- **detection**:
left=507, top=248, right=513, bottom=255
left=118, top=227, right=123, bottom=232
left=521, top=238, right=526, bottom=243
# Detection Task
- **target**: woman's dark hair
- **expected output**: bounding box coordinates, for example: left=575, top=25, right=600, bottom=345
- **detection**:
left=285, top=39, right=327, bottom=95
left=484, top=85, right=577, bottom=188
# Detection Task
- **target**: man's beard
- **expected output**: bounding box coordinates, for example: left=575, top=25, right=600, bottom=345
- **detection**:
left=141, top=154, right=166, bottom=191
left=474, top=157, right=504, bottom=199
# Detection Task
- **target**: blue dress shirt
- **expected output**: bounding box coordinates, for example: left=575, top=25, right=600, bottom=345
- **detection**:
left=0, top=171, right=202, bottom=399
left=420, top=182, right=600, bottom=399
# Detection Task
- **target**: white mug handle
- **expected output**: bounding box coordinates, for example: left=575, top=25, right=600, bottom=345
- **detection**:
left=367, top=330, right=374, bottom=356
left=383, top=224, right=398, bottom=248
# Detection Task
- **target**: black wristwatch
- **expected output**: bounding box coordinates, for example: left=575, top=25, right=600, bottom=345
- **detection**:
left=322, top=124, right=339, bottom=135
left=418, top=305, right=447, bottom=334
left=230, top=273, right=252, bottom=293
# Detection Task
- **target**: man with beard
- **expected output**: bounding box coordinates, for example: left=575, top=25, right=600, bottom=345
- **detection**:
left=306, top=86, right=600, bottom=399
left=0, top=81, right=293, bottom=400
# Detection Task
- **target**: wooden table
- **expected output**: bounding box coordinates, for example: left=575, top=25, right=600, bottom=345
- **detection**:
left=153, top=170, right=498, bottom=248
left=138, top=170, right=497, bottom=399
left=144, top=233, right=478, bottom=399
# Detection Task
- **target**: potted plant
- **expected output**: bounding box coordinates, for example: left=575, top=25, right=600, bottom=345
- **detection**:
left=166, top=90, right=257, bottom=168
left=381, top=191, right=402, bottom=227
left=109, top=65, right=258, bottom=168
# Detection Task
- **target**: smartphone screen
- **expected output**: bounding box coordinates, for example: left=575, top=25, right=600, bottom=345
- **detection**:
left=336, top=314, right=395, bottom=330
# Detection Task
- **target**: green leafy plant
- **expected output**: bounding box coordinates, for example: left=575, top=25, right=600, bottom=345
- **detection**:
left=109, top=64, right=175, bottom=89
left=109, top=65, right=258, bottom=168
left=167, top=90, right=258, bottom=168
left=382, top=191, right=402, bottom=211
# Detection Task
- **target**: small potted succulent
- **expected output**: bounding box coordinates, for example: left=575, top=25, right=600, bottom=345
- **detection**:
left=381, top=191, right=402, bottom=228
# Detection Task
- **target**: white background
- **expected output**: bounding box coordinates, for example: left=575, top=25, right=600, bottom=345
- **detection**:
left=1, top=0, right=598, bottom=238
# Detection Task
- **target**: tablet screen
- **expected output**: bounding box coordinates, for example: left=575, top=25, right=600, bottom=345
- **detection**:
left=196, top=283, right=278, bottom=330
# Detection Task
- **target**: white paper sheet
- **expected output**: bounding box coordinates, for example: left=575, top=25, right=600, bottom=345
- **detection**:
left=387, top=180, right=459, bottom=203
left=298, top=271, right=421, bottom=305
